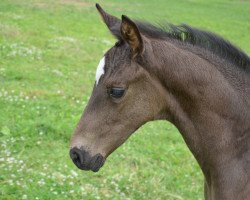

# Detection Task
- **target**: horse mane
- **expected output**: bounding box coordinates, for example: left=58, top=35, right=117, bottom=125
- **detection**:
left=135, top=21, right=250, bottom=71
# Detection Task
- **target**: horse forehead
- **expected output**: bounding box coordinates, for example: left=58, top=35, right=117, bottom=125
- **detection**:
left=95, top=57, right=105, bottom=85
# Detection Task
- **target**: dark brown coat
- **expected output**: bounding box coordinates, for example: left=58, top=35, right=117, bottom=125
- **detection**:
left=70, top=4, right=250, bottom=200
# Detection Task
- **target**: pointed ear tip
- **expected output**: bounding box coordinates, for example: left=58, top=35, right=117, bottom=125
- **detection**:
left=121, top=15, right=133, bottom=24
left=121, top=15, right=128, bottom=20
left=96, top=3, right=101, bottom=10
left=96, top=3, right=105, bottom=14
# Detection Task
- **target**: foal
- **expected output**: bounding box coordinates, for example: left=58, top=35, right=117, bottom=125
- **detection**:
left=70, top=4, right=250, bottom=200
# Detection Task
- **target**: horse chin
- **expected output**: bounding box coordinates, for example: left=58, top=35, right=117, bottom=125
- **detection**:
left=81, top=158, right=105, bottom=173
left=77, top=163, right=104, bottom=172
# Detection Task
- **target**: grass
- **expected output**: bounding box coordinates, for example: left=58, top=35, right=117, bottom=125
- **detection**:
left=0, top=0, right=249, bottom=199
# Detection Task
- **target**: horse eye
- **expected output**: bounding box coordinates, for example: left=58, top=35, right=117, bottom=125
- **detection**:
left=108, top=87, right=125, bottom=98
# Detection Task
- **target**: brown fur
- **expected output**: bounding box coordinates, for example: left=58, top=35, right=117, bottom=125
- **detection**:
left=70, top=4, right=250, bottom=200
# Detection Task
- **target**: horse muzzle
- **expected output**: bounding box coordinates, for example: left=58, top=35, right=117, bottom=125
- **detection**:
left=69, top=147, right=105, bottom=172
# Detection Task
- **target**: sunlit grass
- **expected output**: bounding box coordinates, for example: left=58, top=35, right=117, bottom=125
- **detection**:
left=0, top=0, right=249, bottom=199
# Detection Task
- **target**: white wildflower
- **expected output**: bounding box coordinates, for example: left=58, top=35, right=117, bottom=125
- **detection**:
left=70, top=170, right=78, bottom=177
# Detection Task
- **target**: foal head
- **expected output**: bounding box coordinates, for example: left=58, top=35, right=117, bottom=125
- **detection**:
left=70, top=4, right=167, bottom=172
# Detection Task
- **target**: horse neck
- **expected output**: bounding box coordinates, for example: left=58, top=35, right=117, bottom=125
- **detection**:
left=148, top=40, right=250, bottom=199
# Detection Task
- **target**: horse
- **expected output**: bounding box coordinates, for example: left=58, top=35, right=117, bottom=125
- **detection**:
left=69, top=4, right=250, bottom=200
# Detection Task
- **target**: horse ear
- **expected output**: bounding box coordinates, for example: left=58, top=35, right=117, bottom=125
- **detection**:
left=96, top=4, right=122, bottom=40
left=121, top=15, right=143, bottom=58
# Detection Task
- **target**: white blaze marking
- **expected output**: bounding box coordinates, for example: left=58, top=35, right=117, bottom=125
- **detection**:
left=95, top=57, right=105, bottom=85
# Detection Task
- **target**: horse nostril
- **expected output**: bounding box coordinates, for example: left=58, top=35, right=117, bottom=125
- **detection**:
left=69, top=148, right=84, bottom=167
left=69, top=147, right=105, bottom=171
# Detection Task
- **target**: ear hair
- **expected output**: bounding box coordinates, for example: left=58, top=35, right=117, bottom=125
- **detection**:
left=121, top=15, right=143, bottom=58
left=96, top=4, right=144, bottom=56
left=96, top=4, right=122, bottom=40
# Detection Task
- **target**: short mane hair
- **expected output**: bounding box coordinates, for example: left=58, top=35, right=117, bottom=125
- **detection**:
left=135, top=21, right=250, bottom=72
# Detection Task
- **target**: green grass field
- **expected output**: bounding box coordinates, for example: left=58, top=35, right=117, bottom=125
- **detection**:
left=0, top=0, right=249, bottom=199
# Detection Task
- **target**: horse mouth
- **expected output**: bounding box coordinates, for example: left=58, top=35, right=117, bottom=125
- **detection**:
left=69, top=147, right=105, bottom=172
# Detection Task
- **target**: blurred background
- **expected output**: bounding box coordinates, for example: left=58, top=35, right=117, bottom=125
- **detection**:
left=0, top=0, right=249, bottom=199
